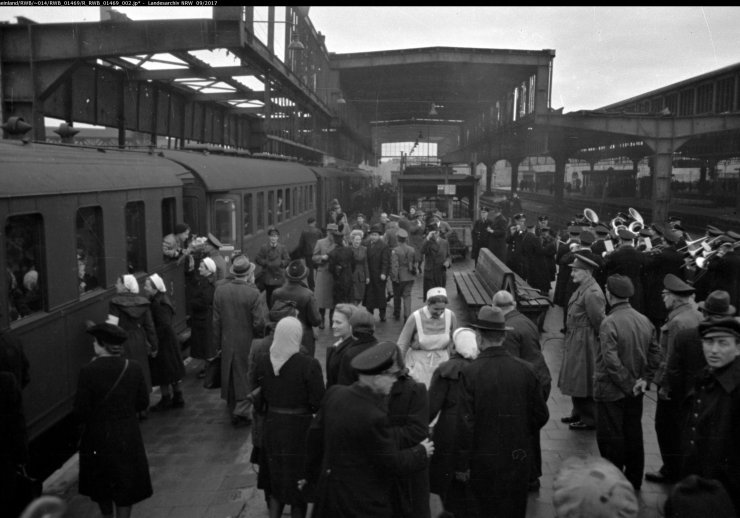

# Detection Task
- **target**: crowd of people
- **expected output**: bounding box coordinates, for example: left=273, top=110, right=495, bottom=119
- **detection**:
left=7, top=196, right=740, bottom=518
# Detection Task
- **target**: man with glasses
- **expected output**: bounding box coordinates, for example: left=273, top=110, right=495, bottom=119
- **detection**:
left=303, top=341, right=433, bottom=517
left=645, top=274, right=702, bottom=485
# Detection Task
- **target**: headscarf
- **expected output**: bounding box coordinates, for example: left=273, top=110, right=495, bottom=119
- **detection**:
left=452, top=328, right=479, bottom=359
left=202, top=257, right=217, bottom=275
left=121, top=274, right=139, bottom=294
left=149, top=273, right=166, bottom=293
left=269, top=316, right=303, bottom=376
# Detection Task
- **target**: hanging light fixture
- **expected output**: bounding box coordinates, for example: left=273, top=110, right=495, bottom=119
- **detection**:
left=429, top=103, right=438, bottom=116
left=288, top=31, right=305, bottom=51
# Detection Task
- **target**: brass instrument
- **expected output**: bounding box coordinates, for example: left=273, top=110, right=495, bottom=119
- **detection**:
left=583, top=208, right=599, bottom=225
left=676, top=234, right=708, bottom=253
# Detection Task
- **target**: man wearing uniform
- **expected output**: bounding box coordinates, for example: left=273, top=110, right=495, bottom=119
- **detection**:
left=595, top=275, right=661, bottom=491
left=535, top=215, right=549, bottom=237
left=646, top=274, right=702, bottom=485
left=605, top=228, right=646, bottom=314
left=559, top=254, right=606, bottom=431
left=391, top=228, right=417, bottom=322
left=642, top=229, right=686, bottom=330
left=295, top=217, right=323, bottom=291
left=420, top=221, right=451, bottom=300
left=471, top=207, right=489, bottom=265
left=506, top=213, right=527, bottom=278
left=255, top=226, right=291, bottom=308
left=485, top=204, right=509, bottom=262
left=304, top=341, right=434, bottom=518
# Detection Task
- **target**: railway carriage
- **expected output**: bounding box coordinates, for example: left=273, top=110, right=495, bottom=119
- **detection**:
left=1, top=139, right=371, bottom=439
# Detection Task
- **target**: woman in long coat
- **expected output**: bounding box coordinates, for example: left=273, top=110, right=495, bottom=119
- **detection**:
left=254, top=317, right=325, bottom=518
left=329, top=232, right=354, bottom=307
left=312, top=224, right=337, bottom=329
left=75, top=322, right=152, bottom=518
left=109, top=274, right=158, bottom=399
left=143, top=273, right=186, bottom=411
left=189, top=257, right=217, bottom=376
left=428, top=328, right=478, bottom=516
left=349, top=231, right=369, bottom=305
left=325, top=303, right=357, bottom=388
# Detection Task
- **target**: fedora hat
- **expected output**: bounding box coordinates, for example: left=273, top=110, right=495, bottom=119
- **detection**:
left=698, top=290, right=736, bottom=316
left=87, top=322, right=128, bottom=346
left=230, top=255, right=255, bottom=277
left=285, top=259, right=308, bottom=281
left=470, top=305, right=513, bottom=332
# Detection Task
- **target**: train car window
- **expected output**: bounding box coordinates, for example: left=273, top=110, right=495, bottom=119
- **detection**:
left=183, top=195, right=200, bottom=235
left=276, top=189, right=284, bottom=223
left=76, top=207, right=104, bottom=295
left=268, top=190, right=275, bottom=226
left=213, top=197, right=236, bottom=245
left=257, top=192, right=265, bottom=231
left=285, top=188, right=292, bottom=220
left=309, top=185, right=314, bottom=210
left=125, top=202, right=147, bottom=274
left=161, top=197, right=176, bottom=238
left=243, top=193, right=253, bottom=238
left=5, top=214, right=45, bottom=321
left=297, top=186, right=303, bottom=213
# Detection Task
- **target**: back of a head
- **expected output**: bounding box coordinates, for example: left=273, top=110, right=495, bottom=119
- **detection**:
left=350, top=309, right=375, bottom=335
left=492, top=290, right=515, bottom=309
left=664, top=475, right=735, bottom=518
left=553, top=455, right=638, bottom=518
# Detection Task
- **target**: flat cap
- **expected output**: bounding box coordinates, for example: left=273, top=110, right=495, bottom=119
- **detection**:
left=369, top=224, right=383, bottom=234
left=699, top=316, right=740, bottom=338
left=663, top=273, right=694, bottom=295
left=87, top=322, right=128, bottom=345
left=618, top=228, right=636, bottom=241
left=396, top=228, right=408, bottom=239
left=350, top=341, right=398, bottom=375
left=569, top=254, right=599, bottom=270
left=607, top=274, right=634, bottom=298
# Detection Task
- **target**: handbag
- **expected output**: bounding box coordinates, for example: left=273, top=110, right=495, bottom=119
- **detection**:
left=203, top=352, right=222, bottom=389
left=13, top=465, right=42, bottom=515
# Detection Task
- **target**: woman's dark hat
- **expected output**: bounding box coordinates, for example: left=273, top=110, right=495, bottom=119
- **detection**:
left=470, top=305, right=513, bottom=332
left=285, top=259, right=308, bottom=281
left=230, top=255, right=255, bottom=277
left=350, top=341, right=397, bottom=375
left=87, top=323, right=128, bottom=345
left=698, top=290, right=736, bottom=316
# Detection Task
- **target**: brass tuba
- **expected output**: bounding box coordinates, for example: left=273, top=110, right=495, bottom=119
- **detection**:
left=583, top=208, right=599, bottom=225
left=627, top=208, right=644, bottom=233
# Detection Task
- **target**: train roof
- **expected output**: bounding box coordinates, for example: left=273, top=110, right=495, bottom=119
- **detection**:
left=0, top=140, right=184, bottom=197
left=310, top=166, right=371, bottom=179
left=162, top=150, right=316, bottom=190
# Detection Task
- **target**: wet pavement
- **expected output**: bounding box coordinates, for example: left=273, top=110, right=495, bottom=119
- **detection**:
left=54, top=257, right=670, bottom=518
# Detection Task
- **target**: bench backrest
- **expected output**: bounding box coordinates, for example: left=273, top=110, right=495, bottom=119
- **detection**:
left=476, top=248, right=516, bottom=298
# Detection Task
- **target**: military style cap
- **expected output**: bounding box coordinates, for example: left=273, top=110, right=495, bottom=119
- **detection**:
left=617, top=228, right=636, bottom=240
left=356, top=212, right=365, bottom=219
left=513, top=213, right=525, bottom=221
left=267, top=226, right=280, bottom=236
left=607, top=274, right=634, bottom=298
left=569, top=254, right=599, bottom=270
left=663, top=273, right=694, bottom=295
left=206, top=232, right=223, bottom=248
left=579, top=230, right=596, bottom=246
left=706, top=225, right=724, bottom=237
left=396, top=228, right=408, bottom=239
left=726, top=230, right=740, bottom=241
left=350, top=341, right=398, bottom=375
left=651, top=223, right=666, bottom=236
left=568, top=226, right=582, bottom=236
left=594, top=224, right=611, bottom=236
left=699, top=316, right=740, bottom=338
left=87, top=322, right=128, bottom=345
left=639, top=228, right=654, bottom=238
left=663, top=230, right=681, bottom=244
left=667, top=216, right=681, bottom=222
left=538, top=215, right=549, bottom=222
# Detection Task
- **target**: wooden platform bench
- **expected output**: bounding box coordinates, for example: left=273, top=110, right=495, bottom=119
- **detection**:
left=453, top=248, right=551, bottom=326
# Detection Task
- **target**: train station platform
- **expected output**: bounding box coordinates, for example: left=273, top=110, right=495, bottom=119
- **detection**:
left=50, top=258, right=670, bottom=518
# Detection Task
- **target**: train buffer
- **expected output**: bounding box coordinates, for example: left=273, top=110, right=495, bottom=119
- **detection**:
left=453, top=248, right=551, bottom=325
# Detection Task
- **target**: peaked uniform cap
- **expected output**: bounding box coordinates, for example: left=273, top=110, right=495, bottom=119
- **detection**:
left=663, top=273, right=694, bottom=294
left=350, top=341, right=397, bottom=375
left=569, top=254, right=599, bottom=270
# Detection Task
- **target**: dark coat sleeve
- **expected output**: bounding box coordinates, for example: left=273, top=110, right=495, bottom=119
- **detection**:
left=455, top=368, right=475, bottom=472
left=389, top=379, right=429, bottom=448
left=428, top=369, right=449, bottom=424
left=306, top=358, right=326, bottom=413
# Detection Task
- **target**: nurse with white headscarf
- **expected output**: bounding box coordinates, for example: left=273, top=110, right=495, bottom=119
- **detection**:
left=427, top=327, right=479, bottom=513
left=109, top=274, right=159, bottom=410
left=254, top=316, right=325, bottom=518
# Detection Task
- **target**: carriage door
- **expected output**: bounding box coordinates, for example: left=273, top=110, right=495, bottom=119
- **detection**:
left=212, top=194, right=239, bottom=257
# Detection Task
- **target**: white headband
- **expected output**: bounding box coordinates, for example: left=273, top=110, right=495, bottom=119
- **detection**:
left=122, top=274, right=139, bottom=294
left=149, top=273, right=166, bottom=293
left=202, top=257, right=217, bottom=274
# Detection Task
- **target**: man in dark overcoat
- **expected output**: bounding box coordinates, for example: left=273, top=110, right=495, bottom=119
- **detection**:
left=271, top=260, right=322, bottom=357
left=505, top=213, right=527, bottom=278
left=484, top=204, right=508, bottom=263
left=295, top=217, right=323, bottom=291
left=420, top=223, right=451, bottom=301
left=471, top=207, right=489, bottom=265
left=365, top=224, right=391, bottom=322
left=605, top=228, right=646, bottom=314
left=680, top=316, right=740, bottom=512
left=213, top=255, right=264, bottom=427
left=455, top=306, right=549, bottom=518
left=641, top=229, right=686, bottom=330
left=304, top=341, right=433, bottom=518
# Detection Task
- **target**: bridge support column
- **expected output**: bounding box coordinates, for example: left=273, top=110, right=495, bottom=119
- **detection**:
left=646, top=137, right=686, bottom=225
left=510, top=159, right=520, bottom=194
left=551, top=152, right=568, bottom=204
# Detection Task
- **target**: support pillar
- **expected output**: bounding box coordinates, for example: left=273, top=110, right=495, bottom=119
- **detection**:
left=509, top=158, right=523, bottom=194
left=485, top=162, right=493, bottom=193
left=551, top=152, right=568, bottom=204
left=645, top=137, right=686, bottom=225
